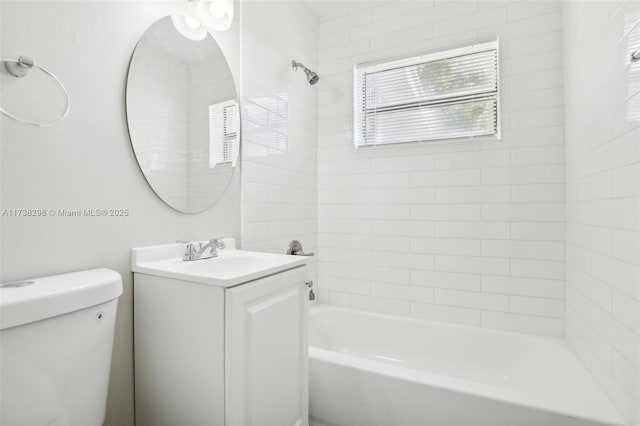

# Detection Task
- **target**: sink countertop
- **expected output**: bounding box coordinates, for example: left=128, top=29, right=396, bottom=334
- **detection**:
left=131, top=239, right=308, bottom=287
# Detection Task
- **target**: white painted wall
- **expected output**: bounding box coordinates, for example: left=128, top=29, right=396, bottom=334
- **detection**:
left=0, top=2, right=240, bottom=425
left=562, top=0, right=640, bottom=423
left=240, top=1, right=318, bottom=280
left=316, top=0, right=566, bottom=335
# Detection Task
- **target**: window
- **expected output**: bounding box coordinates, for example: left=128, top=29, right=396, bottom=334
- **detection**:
left=209, top=100, right=239, bottom=168
left=354, top=41, right=499, bottom=148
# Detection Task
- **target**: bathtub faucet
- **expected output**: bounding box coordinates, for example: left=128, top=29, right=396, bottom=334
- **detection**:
left=306, top=280, right=316, bottom=301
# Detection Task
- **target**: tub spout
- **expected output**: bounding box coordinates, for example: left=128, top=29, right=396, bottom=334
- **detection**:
left=306, top=280, right=316, bottom=301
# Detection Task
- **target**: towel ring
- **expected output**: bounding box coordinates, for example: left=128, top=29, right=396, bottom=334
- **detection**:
left=1, top=56, right=70, bottom=127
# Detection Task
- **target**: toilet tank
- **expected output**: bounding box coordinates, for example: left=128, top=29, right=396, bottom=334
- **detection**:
left=0, top=269, right=123, bottom=426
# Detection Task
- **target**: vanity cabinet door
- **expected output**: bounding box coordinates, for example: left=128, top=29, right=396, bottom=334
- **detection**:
left=225, top=266, right=308, bottom=426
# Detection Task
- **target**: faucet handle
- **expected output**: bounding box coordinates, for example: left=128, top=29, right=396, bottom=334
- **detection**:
left=210, top=238, right=226, bottom=249
left=183, top=242, right=198, bottom=261
left=287, top=240, right=314, bottom=256
left=185, top=242, right=197, bottom=255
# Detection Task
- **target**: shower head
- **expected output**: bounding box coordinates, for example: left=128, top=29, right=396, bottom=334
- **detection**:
left=292, top=60, right=319, bottom=85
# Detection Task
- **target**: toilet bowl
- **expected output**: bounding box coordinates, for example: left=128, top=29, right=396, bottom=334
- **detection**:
left=0, top=269, right=123, bottom=426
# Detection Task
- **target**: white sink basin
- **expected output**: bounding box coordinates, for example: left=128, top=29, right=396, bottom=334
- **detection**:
left=131, top=238, right=308, bottom=287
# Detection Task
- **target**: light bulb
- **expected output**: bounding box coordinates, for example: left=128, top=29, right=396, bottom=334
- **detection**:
left=185, top=15, right=200, bottom=29
left=196, top=0, right=234, bottom=32
left=209, top=0, right=226, bottom=19
left=171, top=14, right=207, bottom=41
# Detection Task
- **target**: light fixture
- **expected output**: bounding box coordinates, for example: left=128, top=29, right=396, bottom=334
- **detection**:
left=194, top=0, right=234, bottom=32
left=172, top=0, right=234, bottom=41
left=171, top=14, right=207, bottom=41
left=209, top=1, right=227, bottom=19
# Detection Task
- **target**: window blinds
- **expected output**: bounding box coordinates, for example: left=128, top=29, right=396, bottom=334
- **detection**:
left=209, top=100, right=239, bottom=168
left=354, top=41, right=499, bottom=148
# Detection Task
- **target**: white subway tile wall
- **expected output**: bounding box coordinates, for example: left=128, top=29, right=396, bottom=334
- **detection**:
left=563, top=0, right=640, bottom=423
left=316, top=0, right=566, bottom=335
left=127, top=43, right=190, bottom=210
left=186, top=59, right=237, bottom=212
left=241, top=1, right=318, bottom=282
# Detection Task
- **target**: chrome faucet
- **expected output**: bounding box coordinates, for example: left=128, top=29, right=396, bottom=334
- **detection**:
left=287, top=240, right=314, bottom=256
left=306, top=280, right=316, bottom=301
left=183, top=239, right=226, bottom=261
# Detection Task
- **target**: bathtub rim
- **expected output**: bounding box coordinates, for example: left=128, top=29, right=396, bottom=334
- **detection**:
left=309, top=304, right=626, bottom=426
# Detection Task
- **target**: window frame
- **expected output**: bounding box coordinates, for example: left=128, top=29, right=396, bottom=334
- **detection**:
left=353, top=40, right=501, bottom=150
left=209, top=99, right=239, bottom=168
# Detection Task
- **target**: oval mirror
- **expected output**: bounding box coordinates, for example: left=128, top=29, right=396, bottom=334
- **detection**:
left=126, top=16, right=240, bottom=213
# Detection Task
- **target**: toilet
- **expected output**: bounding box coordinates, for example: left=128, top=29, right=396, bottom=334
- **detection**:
left=0, top=269, right=123, bottom=426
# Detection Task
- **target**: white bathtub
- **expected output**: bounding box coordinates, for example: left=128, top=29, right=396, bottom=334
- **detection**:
left=309, top=305, right=626, bottom=426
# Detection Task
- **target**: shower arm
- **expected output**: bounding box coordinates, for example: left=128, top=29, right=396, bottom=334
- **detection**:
left=291, top=60, right=308, bottom=71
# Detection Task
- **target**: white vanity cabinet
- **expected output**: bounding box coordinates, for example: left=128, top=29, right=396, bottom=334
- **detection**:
left=132, top=241, right=309, bottom=426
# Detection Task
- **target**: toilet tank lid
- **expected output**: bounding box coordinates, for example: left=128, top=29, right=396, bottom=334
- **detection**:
left=0, top=268, right=123, bottom=330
